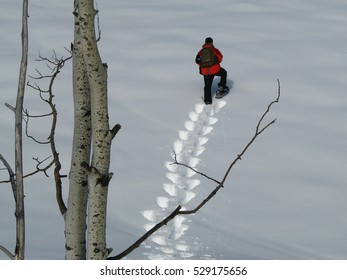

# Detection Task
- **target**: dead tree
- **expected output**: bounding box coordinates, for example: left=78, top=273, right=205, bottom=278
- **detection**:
left=0, top=0, right=29, bottom=260
left=25, top=51, right=72, bottom=215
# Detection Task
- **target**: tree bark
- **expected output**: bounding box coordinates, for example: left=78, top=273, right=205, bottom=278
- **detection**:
left=75, top=0, right=114, bottom=260
left=65, top=2, right=92, bottom=259
left=14, top=0, right=29, bottom=260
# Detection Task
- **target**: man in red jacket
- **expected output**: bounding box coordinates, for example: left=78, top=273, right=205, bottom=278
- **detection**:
left=195, top=37, right=228, bottom=104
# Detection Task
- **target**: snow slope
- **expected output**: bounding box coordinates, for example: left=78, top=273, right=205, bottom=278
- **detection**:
left=1, top=0, right=347, bottom=259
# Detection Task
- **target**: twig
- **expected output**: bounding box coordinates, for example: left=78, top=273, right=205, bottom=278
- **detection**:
left=0, top=158, right=55, bottom=185
left=0, top=154, right=17, bottom=202
left=171, top=152, right=221, bottom=185
left=31, top=156, right=53, bottom=178
left=5, top=103, right=16, bottom=113
left=220, top=79, right=280, bottom=185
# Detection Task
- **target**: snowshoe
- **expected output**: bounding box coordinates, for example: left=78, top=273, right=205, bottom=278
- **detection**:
left=215, top=86, right=229, bottom=99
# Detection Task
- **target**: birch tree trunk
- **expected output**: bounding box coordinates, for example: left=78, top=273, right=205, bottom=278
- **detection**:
left=65, top=5, right=92, bottom=259
left=70, top=0, right=118, bottom=260
left=78, top=1, right=110, bottom=259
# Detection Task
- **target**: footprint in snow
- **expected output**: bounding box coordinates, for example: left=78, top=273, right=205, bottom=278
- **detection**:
left=142, top=99, right=227, bottom=259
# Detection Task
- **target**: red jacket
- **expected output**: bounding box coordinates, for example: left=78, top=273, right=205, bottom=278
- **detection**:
left=195, top=43, right=223, bottom=75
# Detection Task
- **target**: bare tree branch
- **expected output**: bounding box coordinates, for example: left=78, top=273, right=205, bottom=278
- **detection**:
left=171, top=152, right=222, bottom=185
left=108, top=206, right=182, bottom=260
left=23, top=50, right=72, bottom=215
left=4, top=103, right=16, bottom=113
left=0, top=157, right=54, bottom=185
left=23, top=109, right=53, bottom=118
left=24, top=51, right=71, bottom=145
left=0, top=244, right=15, bottom=260
left=30, top=156, right=54, bottom=178
left=109, top=79, right=281, bottom=260
left=0, top=154, right=17, bottom=202
left=179, top=184, right=224, bottom=215
left=0, top=154, right=19, bottom=260
left=220, top=79, right=280, bottom=185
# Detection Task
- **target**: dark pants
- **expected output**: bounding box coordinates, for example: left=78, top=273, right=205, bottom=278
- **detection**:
left=203, top=68, right=227, bottom=103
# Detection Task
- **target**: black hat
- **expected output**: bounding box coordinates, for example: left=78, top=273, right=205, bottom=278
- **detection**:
left=205, top=37, right=213, bottom=44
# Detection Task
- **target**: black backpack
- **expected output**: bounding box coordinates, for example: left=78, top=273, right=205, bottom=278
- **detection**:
left=200, top=47, right=217, bottom=68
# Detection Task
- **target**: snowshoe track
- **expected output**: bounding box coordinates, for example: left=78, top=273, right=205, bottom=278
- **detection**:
left=142, top=100, right=227, bottom=259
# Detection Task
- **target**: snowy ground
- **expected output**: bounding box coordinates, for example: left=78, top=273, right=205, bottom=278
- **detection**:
left=1, top=0, right=347, bottom=260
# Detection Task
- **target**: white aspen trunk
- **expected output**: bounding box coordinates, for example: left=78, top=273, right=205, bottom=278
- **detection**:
left=76, top=0, right=114, bottom=260
left=65, top=4, right=92, bottom=259
left=14, top=0, right=29, bottom=260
